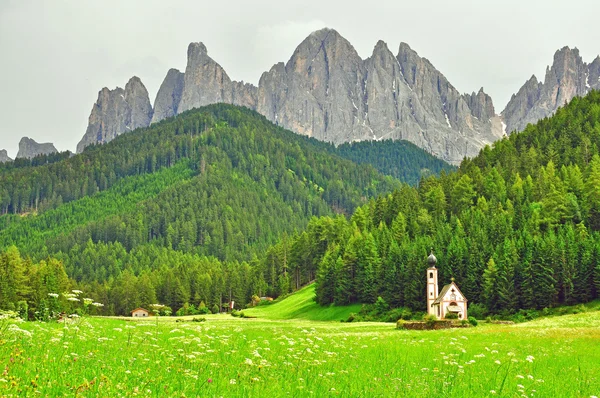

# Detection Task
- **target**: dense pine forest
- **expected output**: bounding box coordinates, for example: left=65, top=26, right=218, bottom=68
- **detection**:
left=335, top=139, right=454, bottom=186
left=290, top=91, right=600, bottom=316
left=1, top=104, right=434, bottom=316
left=4, top=91, right=600, bottom=319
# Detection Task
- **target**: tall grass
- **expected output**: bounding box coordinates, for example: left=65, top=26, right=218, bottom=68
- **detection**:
left=1, top=311, right=599, bottom=396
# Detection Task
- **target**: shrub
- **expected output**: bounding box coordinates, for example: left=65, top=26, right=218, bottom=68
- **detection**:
left=211, top=304, right=220, bottom=314
left=396, top=319, right=406, bottom=330
left=468, top=303, right=487, bottom=319
left=423, top=314, right=437, bottom=328
left=374, top=297, right=389, bottom=314
left=444, top=312, right=458, bottom=320
left=17, top=301, right=28, bottom=321
left=385, top=308, right=405, bottom=322
left=468, top=316, right=478, bottom=327
left=196, top=305, right=210, bottom=315
left=192, top=317, right=206, bottom=322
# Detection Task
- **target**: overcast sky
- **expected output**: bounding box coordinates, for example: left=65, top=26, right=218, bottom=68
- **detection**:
left=1, top=0, right=599, bottom=158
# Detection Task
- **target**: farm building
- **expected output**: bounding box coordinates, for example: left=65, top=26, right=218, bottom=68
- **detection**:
left=130, top=308, right=150, bottom=317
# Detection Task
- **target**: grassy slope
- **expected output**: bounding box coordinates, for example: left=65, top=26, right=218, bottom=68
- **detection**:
left=242, top=284, right=362, bottom=321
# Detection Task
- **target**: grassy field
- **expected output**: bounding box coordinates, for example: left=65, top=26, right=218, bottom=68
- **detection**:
left=242, top=284, right=362, bottom=321
left=1, top=309, right=599, bottom=397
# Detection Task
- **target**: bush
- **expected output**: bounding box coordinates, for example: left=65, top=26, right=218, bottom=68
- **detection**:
left=211, top=304, right=220, bottom=314
left=17, top=301, right=28, bottom=321
left=396, top=319, right=406, bottom=329
left=384, top=308, right=405, bottom=322
left=468, top=316, right=478, bottom=327
left=467, top=303, right=487, bottom=319
left=374, top=297, right=389, bottom=314
left=192, top=317, right=206, bottom=322
left=396, top=308, right=413, bottom=320
left=423, top=314, right=437, bottom=328
left=444, top=312, right=458, bottom=320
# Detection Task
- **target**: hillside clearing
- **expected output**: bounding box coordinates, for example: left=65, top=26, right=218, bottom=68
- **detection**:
left=241, top=284, right=362, bottom=321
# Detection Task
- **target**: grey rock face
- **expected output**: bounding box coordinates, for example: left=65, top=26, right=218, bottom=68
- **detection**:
left=16, top=137, right=57, bottom=159
left=77, top=76, right=152, bottom=153
left=257, top=28, right=370, bottom=142
left=0, top=149, right=12, bottom=163
left=502, top=47, right=597, bottom=134
left=87, top=29, right=599, bottom=165
left=394, top=42, right=503, bottom=163
left=152, top=30, right=504, bottom=164
left=260, top=31, right=503, bottom=163
left=178, top=43, right=258, bottom=113
left=151, top=68, right=184, bottom=123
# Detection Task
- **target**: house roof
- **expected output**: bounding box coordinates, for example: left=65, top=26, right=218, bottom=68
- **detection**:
left=130, top=307, right=149, bottom=313
left=431, top=282, right=468, bottom=306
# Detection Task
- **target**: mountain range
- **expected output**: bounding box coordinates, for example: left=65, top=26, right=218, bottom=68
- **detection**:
left=3, top=29, right=599, bottom=164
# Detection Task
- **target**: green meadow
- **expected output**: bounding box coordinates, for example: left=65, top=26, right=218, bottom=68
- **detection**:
left=241, top=284, right=362, bottom=321
left=2, top=303, right=599, bottom=397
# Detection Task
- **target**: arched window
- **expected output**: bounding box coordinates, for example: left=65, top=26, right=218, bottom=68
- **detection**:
left=429, top=272, right=433, bottom=279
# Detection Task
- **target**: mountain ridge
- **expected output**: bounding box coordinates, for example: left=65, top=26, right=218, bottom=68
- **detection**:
left=77, top=29, right=600, bottom=166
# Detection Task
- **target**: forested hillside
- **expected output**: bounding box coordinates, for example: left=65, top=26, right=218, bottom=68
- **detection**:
left=335, top=139, right=455, bottom=186
left=0, top=104, right=404, bottom=316
left=262, top=91, right=600, bottom=316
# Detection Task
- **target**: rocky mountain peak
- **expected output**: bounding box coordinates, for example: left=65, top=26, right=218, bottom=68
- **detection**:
left=151, top=68, right=184, bottom=124
left=187, top=42, right=208, bottom=59
left=502, top=46, right=595, bottom=135
left=588, top=56, right=600, bottom=89
left=0, top=149, right=12, bottom=163
left=81, top=29, right=599, bottom=166
left=77, top=77, right=152, bottom=153
left=16, top=137, right=58, bottom=159
left=465, top=88, right=495, bottom=121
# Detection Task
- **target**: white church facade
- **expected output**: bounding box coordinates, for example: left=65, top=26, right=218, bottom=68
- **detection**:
left=426, top=250, right=468, bottom=320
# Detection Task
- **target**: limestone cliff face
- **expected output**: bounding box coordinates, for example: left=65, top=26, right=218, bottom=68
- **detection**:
left=255, top=31, right=503, bottom=163
left=0, top=149, right=12, bottom=163
left=151, top=68, right=184, bottom=124
left=502, top=47, right=600, bottom=134
left=258, top=28, right=370, bottom=142
left=16, top=137, right=57, bottom=159
left=81, top=30, right=599, bottom=165
left=77, top=76, right=152, bottom=153
left=137, top=29, right=503, bottom=164
left=177, top=43, right=257, bottom=113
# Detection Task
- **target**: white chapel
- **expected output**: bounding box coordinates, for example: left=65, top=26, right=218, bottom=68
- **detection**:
left=426, top=250, right=468, bottom=320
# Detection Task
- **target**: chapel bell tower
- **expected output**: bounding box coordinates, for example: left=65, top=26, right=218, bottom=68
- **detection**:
left=426, top=249, right=438, bottom=317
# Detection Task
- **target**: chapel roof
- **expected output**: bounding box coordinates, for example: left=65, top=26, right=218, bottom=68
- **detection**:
left=431, top=281, right=468, bottom=306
